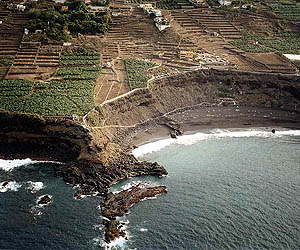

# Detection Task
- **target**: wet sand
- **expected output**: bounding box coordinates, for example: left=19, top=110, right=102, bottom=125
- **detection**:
left=132, top=106, right=300, bottom=147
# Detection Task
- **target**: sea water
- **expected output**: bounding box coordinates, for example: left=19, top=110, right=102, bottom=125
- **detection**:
left=1, top=128, right=300, bottom=250
left=0, top=161, right=104, bottom=250
left=122, top=128, right=300, bottom=250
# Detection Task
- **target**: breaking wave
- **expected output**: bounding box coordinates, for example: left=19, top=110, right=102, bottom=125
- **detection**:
left=132, top=128, right=300, bottom=157
left=0, top=158, right=62, bottom=172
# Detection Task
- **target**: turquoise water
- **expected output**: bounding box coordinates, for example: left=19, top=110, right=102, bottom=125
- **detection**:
left=1, top=129, right=300, bottom=250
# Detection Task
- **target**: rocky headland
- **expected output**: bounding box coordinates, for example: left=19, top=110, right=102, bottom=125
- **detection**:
left=0, top=68, right=300, bottom=243
left=101, top=183, right=167, bottom=242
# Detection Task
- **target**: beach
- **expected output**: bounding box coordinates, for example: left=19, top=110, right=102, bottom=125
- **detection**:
left=131, top=105, right=300, bottom=147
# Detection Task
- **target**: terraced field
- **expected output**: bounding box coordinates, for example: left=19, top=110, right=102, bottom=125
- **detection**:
left=0, top=51, right=101, bottom=116
left=0, top=3, right=28, bottom=79
left=267, top=0, right=300, bottom=23
left=6, top=42, right=63, bottom=80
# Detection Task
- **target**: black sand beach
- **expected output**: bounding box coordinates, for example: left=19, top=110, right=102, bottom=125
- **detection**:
left=132, top=106, right=300, bottom=146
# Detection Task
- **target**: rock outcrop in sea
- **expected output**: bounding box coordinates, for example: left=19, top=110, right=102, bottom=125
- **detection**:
left=0, top=69, right=299, bottom=243
left=101, top=183, right=167, bottom=242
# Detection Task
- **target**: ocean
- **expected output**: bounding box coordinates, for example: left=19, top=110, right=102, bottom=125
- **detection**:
left=1, top=128, right=300, bottom=250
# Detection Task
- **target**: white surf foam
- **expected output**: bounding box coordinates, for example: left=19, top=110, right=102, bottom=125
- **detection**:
left=36, top=194, right=52, bottom=207
left=0, top=181, right=22, bottom=192
left=29, top=206, right=43, bottom=216
left=26, top=181, right=45, bottom=193
left=0, top=158, right=39, bottom=171
left=140, top=228, right=148, bottom=232
left=132, top=129, right=300, bottom=157
left=0, top=158, right=62, bottom=172
left=111, top=180, right=160, bottom=194
left=101, top=236, right=128, bottom=250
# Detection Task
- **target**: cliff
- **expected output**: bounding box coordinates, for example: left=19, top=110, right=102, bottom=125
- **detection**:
left=90, top=69, right=300, bottom=148
left=1, top=68, right=299, bottom=243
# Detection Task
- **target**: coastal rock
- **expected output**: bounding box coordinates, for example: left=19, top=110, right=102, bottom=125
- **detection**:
left=2, top=181, right=9, bottom=187
left=102, top=219, right=126, bottom=243
left=101, top=183, right=167, bottom=243
left=170, top=131, right=177, bottom=138
left=59, top=153, right=168, bottom=196
left=37, top=195, right=52, bottom=206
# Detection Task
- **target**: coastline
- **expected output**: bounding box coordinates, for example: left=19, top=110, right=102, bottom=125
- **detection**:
left=131, top=106, right=300, bottom=148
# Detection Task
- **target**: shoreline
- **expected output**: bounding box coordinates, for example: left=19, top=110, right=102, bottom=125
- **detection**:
left=131, top=106, right=300, bottom=148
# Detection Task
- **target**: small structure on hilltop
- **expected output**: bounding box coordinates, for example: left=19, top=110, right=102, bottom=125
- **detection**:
left=52, top=0, right=66, bottom=4
left=61, top=5, right=69, bottom=11
left=218, top=0, right=232, bottom=6
left=139, top=4, right=170, bottom=32
left=139, top=4, right=153, bottom=13
left=16, top=4, right=26, bottom=11
left=88, top=5, right=109, bottom=13
left=154, top=17, right=170, bottom=32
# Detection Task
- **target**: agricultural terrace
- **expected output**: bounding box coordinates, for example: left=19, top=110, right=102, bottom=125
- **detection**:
left=0, top=51, right=100, bottom=116
left=267, top=0, right=300, bottom=23
left=125, top=58, right=156, bottom=90
left=27, top=0, right=111, bottom=41
left=125, top=0, right=193, bottom=9
left=231, top=30, right=300, bottom=55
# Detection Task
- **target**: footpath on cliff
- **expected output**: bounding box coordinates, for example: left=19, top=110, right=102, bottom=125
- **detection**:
left=1, top=69, right=300, bottom=244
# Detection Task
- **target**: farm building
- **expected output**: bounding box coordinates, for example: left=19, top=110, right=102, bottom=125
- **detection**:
left=16, top=5, right=26, bottom=11
left=154, top=17, right=170, bottom=32
left=218, top=0, right=232, bottom=6
left=88, top=5, right=109, bottom=13
left=61, top=5, right=68, bottom=11
left=52, top=0, right=66, bottom=4
left=139, top=4, right=153, bottom=13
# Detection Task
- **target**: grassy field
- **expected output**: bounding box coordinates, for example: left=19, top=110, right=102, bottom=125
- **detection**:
left=0, top=51, right=101, bottom=116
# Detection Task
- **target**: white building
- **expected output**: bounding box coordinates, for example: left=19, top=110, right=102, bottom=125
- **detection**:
left=52, top=0, right=66, bottom=4
left=154, top=17, right=170, bottom=32
left=218, top=0, right=232, bottom=6
left=16, top=5, right=26, bottom=11
left=149, top=9, right=162, bottom=17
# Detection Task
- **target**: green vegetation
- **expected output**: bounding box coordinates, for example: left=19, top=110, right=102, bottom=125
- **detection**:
left=125, top=58, right=156, bottom=90
left=59, top=51, right=101, bottom=80
left=293, top=61, right=300, bottom=70
left=217, top=86, right=233, bottom=98
left=268, top=1, right=300, bottom=21
left=91, top=0, right=110, bottom=6
left=0, top=51, right=101, bottom=116
left=0, top=79, right=96, bottom=116
left=0, top=55, right=14, bottom=67
left=27, top=0, right=112, bottom=41
left=231, top=30, right=300, bottom=54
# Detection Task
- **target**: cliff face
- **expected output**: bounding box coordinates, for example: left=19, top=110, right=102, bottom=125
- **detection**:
left=0, top=111, right=167, bottom=195
left=0, top=69, right=299, bottom=194
left=1, top=69, right=299, bottom=244
left=99, top=69, right=300, bottom=128
left=0, top=112, right=89, bottom=162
